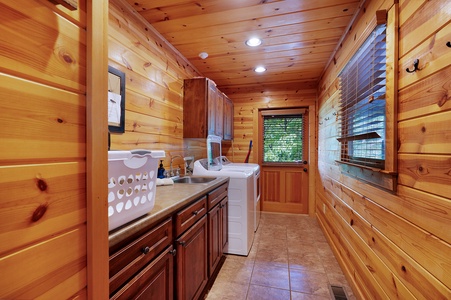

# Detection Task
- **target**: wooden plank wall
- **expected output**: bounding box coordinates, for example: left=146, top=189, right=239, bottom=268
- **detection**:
left=316, top=0, right=451, bottom=299
left=221, top=83, right=317, bottom=163
left=0, top=0, right=88, bottom=298
left=108, top=0, right=206, bottom=170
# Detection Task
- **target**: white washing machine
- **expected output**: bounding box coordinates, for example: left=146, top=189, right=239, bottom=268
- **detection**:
left=193, top=159, right=255, bottom=256
left=219, top=156, right=261, bottom=232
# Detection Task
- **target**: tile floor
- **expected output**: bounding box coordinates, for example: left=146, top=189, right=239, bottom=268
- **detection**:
left=205, top=212, right=356, bottom=300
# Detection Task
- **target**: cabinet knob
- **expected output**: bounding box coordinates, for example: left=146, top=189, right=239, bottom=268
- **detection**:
left=142, top=246, right=150, bottom=254
left=192, top=210, right=199, bottom=216
left=169, top=249, right=177, bottom=256
left=179, top=241, right=186, bottom=246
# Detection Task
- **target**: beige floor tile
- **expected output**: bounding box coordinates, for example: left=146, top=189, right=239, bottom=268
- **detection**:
left=205, top=212, right=354, bottom=300
left=255, top=247, right=288, bottom=268
left=289, top=269, right=331, bottom=298
left=288, top=251, right=326, bottom=274
left=321, top=256, right=344, bottom=275
left=247, top=285, right=291, bottom=300
left=216, top=256, right=255, bottom=285
left=250, top=263, right=290, bottom=290
left=291, top=291, right=330, bottom=300
left=205, top=281, right=249, bottom=300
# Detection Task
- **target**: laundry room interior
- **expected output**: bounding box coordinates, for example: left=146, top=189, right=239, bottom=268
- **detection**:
left=0, top=0, right=450, bottom=299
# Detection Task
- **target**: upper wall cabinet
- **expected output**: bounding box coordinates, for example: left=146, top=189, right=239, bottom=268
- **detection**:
left=222, top=94, right=234, bottom=141
left=183, top=78, right=233, bottom=140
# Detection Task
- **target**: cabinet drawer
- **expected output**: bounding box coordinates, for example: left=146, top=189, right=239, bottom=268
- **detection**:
left=109, top=218, right=173, bottom=295
left=111, top=245, right=174, bottom=300
left=176, top=196, right=207, bottom=236
left=207, top=183, right=228, bottom=210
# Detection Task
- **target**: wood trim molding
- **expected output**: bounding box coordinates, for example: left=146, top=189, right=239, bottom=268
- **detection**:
left=86, top=0, right=109, bottom=299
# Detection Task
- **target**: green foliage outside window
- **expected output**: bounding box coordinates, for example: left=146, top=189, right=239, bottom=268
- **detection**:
left=263, top=115, right=303, bottom=163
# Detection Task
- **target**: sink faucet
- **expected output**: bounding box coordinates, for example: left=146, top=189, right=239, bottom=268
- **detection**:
left=169, top=155, right=182, bottom=177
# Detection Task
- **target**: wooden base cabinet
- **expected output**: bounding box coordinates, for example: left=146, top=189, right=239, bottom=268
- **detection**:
left=109, top=182, right=229, bottom=300
left=176, top=216, right=208, bottom=300
left=207, top=183, right=229, bottom=276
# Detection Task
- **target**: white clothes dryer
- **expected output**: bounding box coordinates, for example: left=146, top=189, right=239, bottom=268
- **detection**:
left=218, top=156, right=261, bottom=232
left=193, top=159, right=255, bottom=256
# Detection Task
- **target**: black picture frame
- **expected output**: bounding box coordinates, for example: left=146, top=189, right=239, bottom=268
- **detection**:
left=108, top=66, right=125, bottom=133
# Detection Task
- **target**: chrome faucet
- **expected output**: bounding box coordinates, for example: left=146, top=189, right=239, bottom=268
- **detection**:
left=169, top=155, right=182, bottom=177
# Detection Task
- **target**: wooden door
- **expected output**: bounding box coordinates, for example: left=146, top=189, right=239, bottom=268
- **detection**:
left=261, top=165, right=308, bottom=214
left=259, top=109, right=309, bottom=214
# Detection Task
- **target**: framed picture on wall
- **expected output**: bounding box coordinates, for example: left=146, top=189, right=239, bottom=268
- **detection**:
left=108, top=66, right=125, bottom=133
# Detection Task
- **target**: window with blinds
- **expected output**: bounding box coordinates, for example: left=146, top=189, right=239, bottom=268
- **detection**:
left=337, top=23, right=387, bottom=169
left=263, top=114, right=304, bottom=163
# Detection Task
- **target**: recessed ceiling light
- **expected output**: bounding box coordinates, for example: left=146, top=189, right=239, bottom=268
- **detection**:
left=245, top=37, right=262, bottom=47
left=198, top=52, right=208, bottom=59
left=254, top=66, right=266, bottom=73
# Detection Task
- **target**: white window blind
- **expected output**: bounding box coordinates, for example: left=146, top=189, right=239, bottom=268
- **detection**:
left=338, top=24, right=387, bottom=169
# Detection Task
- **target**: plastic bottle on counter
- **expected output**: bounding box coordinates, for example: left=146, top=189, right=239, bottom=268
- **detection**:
left=157, top=160, right=165, bottom=179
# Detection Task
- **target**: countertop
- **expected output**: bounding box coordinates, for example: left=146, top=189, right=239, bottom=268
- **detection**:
left=108, top=176, right=229, bottom=249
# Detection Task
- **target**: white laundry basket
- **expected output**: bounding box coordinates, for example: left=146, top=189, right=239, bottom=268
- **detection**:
left=108, top=150, right=165, bottom=231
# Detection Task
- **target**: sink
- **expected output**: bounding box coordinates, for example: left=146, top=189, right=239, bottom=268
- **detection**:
left=172, top=176, right=216, bottom=184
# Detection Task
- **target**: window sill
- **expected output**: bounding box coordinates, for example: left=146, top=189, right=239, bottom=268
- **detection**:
left=262, top=162, right=306, bottom=168
left=335, top=160, right=397, bottom=192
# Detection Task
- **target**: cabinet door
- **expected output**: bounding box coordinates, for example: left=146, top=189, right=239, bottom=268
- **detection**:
left=176, top=216, right=208, bottom=300
left=215, top=92, right=224, bottom=137
left=207, top=81, right=217, bottom=136
left=220, top=197, right=229, bottom=251
left=183, top=78, right=208, bottom=138
left=223, top=95, right=234, bottom=140
left=208, top=204, right=221, bottom=277
left=111, top=246, right=174, bottom=300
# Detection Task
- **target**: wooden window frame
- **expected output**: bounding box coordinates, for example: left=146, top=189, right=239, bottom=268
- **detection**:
left=336, top=8, right=398, bottom=192
left=259, top=108, right=308, bottom=167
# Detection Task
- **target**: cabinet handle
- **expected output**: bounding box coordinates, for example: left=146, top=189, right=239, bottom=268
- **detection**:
left=142, top=246, right=150, bottom=254
left=192, top=210, right=199, bottom=216
left=179, top=241, right=186, bottom=246
left=169, top=249, right=177, bottom=256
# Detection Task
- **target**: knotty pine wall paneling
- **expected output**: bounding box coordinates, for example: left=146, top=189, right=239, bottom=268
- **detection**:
left=108, top=0, right=206, bottom=170
left=316, top=0, right=451, bottom=299
left=0, top=0, right=93, bottom=298
left=221, top=83, right=317, bottom=215
left=221, top=83, right=316, bottom=163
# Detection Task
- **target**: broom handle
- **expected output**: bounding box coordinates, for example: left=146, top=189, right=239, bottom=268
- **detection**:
left=244, top=140, right=252, bottom=163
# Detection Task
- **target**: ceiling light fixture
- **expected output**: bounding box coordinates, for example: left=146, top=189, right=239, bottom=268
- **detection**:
left=245, top=37, right=262, bottom=47
left=198, top=52, right=208, bottom=59
left=254, top=66, right=266, bottom=73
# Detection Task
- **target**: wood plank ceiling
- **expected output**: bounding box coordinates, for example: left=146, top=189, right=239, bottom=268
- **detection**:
left=125, top=0, right=362, bottom=90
